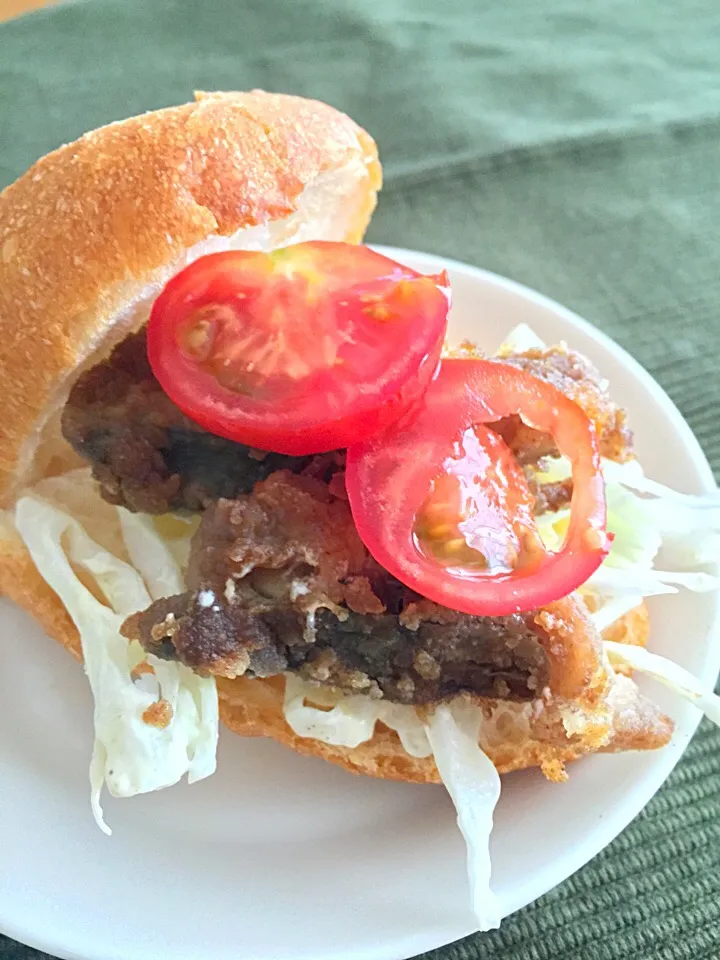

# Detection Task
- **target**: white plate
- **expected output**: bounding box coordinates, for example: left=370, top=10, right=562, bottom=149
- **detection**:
left=1, top=247, right=718, bottom=960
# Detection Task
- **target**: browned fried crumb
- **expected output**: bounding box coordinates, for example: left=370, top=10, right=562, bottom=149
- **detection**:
left=141, top=699, right=173, bottom=728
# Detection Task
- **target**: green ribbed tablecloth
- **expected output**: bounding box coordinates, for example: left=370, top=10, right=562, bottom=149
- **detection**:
left=1, top=1, right=719, bottom=957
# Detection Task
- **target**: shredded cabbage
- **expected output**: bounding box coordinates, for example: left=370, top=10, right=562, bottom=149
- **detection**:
left=14, top=494, right=218, bottom=834
left=496, top=323, right=547, bottom=356
left=150, top=512, right=201, bottom=571
left=536, top=455, right=720, bottom=571
left=282, top=678, right=499, bottom=928
left=119, top=509, right=218, bottom=783
left=283, top=675, right=432, bottom=757
left=118, top=509, right=185, bottom=599
left=589, top=593, right=645, bottom=634
left=283, top=675, right=380, bottom=748
left=424, top=702, right=502, bottom=931
left=602, top=458, right=720, bottom=568
left=605, top=641, right=720, bottom=726
left=376, top=702, right=432, bottom=758
left=533, top=456, right=719, bottom=632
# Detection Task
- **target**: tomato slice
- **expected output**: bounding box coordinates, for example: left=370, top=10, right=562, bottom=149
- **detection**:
left=146, top=242, right=450, bottom=456
left=345, top=358, right=610, bottom=616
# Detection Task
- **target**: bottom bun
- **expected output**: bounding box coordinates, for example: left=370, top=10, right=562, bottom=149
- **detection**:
left=216, top=603, right=671, bottom=785
left=0, top=530, right=672, bottom=784
left=0, top=528, right=81, bottom=659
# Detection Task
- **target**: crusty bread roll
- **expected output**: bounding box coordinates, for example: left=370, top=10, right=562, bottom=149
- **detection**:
left=0, top=90, right=381, bottom=504
left=0, top=92, right=671, bottom=785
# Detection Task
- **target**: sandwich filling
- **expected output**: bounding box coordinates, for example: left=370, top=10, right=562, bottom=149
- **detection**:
left=122, top=469, right=554, bottom=703
left=53, top=319, right=719, bottom=733
left=11, top=295, right=720, bottom=931
left=67, top=326, right=626, bottom=709
left=61, top=331, right=317, bottom=514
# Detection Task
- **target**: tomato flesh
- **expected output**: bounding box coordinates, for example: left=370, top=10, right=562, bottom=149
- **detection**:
left=413, top=424, right=545, bottom=574
left=146, top=242, right=450, bottom=455
left=345, top=358, right=609, bottom=616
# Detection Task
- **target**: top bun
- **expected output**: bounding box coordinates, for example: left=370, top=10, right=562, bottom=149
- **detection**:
left=0, top=90, right=381, bottom=504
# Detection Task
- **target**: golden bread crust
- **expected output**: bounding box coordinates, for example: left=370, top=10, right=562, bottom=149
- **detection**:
left=0, top=530, right=81, bottom=661
left=0, top=90, right=380, bottom=503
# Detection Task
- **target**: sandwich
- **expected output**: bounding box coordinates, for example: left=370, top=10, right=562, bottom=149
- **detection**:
left=1, top=90, right=718, bottom=930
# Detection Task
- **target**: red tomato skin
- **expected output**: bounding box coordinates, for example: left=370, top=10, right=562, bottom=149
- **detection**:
left=151, top=334, right=443, bottom=457
left=345, top=358, right=609, bottom=617
left=146, top=243, right=451, bottom=456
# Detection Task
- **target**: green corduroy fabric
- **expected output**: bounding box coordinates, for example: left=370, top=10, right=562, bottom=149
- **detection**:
left=1, top=1, right=719, bottom=957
